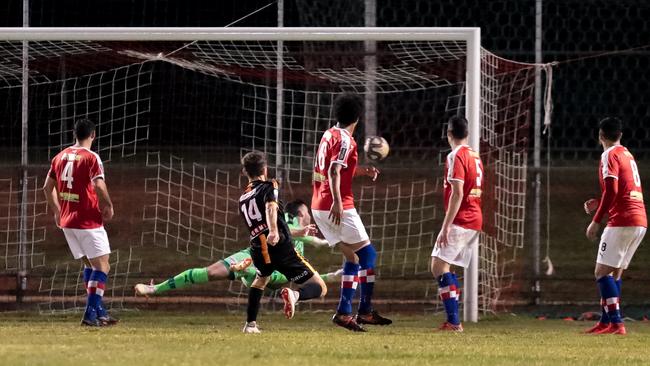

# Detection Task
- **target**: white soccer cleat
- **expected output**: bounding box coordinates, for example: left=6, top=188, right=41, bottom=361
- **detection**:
left=242, top=321, right=261, bottom=334
left=280, top=287, right=298, bottom=319
left=134, top=279, right=155, bottom=297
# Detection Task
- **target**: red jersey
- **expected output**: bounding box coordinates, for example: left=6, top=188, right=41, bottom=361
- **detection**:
left=444, top=145, right=483, bottom=231
left=311, top=127, right=357, bottom=211
left=598, top=145, right=647, bottom=227
left=48, top=146, right=105, bottom=229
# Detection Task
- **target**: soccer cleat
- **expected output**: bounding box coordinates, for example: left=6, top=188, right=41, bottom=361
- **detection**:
left=98, top=314, right=120, bottom=326
left=134, top=279, right=156, bottom=297
left=438, top=322, right=464, bottom=332
left=608, top=323, right=627, bottom=335
left=332, top=313, right=367, bottom=332
left=230, top=258, right=253, bottom=272
left=280, top=288, right=298, bottom=319
left=584, top=322, right=611, bottom=334
left=80, top=312, right=101, bottom=327
left=242, top=321, right=261, bottom=334
left=356, top=310, right=393, bottom=326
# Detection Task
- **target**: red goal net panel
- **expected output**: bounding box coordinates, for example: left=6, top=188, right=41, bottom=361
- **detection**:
left=0, top=38, right=537, bottom=314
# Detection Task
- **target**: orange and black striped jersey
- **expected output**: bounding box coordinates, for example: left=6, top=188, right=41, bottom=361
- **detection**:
left=238, top=179, right=292, bottom=248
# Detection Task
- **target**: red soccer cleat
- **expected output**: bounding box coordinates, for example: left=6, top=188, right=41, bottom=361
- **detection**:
left=584, top=322, right=611, bottom=334
left=608, top=323, right=627, bottom=335
left=438, top=322, right=464, bottom=332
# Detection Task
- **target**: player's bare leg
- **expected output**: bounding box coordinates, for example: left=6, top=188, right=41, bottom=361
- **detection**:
left=431, top=257, right=463, bottom=332
left=244, top=275, right=270, bottom=334
left=281, top=274, right=327, bottom=319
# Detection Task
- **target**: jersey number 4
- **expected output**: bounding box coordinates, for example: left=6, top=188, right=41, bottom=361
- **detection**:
left=241, top=200, right=262, bottom=226
left=61, top=161, right=75, bottom=189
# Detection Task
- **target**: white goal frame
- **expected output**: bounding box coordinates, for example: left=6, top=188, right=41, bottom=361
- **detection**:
left=0, top=27, right=481, bottom=322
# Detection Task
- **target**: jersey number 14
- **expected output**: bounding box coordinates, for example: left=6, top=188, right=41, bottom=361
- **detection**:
left=241, top=200, right=262, bottom=226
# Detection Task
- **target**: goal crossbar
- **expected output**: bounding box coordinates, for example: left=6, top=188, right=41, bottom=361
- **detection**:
left=0, top=27, right=478, bottom=42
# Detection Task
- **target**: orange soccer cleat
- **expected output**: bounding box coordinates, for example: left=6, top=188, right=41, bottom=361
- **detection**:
left=607, top=323, right=627, bottom=335
left=584, top=322, right=611, bottom=334
left=438, top=322, right=464, bottom=332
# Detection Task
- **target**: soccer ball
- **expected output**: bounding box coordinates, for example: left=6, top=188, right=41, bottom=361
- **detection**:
left=364, top=136, right=390, bottom=161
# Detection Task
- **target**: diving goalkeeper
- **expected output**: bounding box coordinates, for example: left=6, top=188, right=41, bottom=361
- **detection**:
left=134, top=200, right=340, bottom=296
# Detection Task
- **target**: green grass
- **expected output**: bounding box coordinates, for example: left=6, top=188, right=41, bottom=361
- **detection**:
left=1, top=311, right=649, bottom=366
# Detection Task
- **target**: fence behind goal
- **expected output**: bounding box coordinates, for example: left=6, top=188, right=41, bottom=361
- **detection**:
left=0, top=30, right=543, bottom=315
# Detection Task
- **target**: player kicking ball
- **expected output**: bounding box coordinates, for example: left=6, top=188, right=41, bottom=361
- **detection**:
left=43, top=119, right=118, bottom=327
left=583, top=117, right=646, bottom=335
left=134, top=200, right=340, bottom=296
left=431, top=116, right=483, bottom=332
left=312, top=93, right=392, bottom=332
left=239, top=151, right=327, bottom=333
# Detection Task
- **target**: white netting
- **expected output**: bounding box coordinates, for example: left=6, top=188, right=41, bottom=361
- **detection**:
left=0, top=41, right=110, bottom=88
left=242, top=86, right=334, bottom=183
left=0, top=176, right=46, bottom=272
left=38, top=248, right=142, bottom=314
left=47, top=63, right=152, bottom=162
left=357, top=180, right=439, bottom=278
left=141, top=152, right=241, bottom=261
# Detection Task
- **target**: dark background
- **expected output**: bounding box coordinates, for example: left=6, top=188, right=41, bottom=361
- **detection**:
left=1, top=0, right=649, bottom=162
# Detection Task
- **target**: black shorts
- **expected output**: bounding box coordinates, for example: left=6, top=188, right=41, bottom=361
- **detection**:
left=250, top=238, right=316, bottom=285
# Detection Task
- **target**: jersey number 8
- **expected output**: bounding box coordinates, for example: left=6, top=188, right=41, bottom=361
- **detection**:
left=630, top=160, right=641, bottom=187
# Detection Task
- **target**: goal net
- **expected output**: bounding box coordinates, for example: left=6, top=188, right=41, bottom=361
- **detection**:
left=0, top=29, right=542, bottom=316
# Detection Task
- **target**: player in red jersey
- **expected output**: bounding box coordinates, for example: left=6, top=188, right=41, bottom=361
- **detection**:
left=312, top=93, right=391, bottom=332
left=431, top=116, right=483, bottom=332
left=583, top=118, right=646, bottom=335
left=43, top=119, right=117, bottom=327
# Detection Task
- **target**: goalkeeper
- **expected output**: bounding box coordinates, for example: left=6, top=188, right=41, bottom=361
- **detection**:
left=135, top=200, right=339, bottom=296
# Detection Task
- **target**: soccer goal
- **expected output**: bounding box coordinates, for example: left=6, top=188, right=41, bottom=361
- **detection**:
left=0, top=27, right=540, bottom=321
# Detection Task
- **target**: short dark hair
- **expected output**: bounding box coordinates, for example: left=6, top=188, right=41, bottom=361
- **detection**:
left=241, top=151, right=267, bottom=178
left=599, top=117, right=623, bottom=141
left=74, top=118, right=96, bottom=140
left=334, top=93, right=363, bottom=127
left=285, top=199, right=308, bottom=219
left=447, top=116, right=469, bottom=139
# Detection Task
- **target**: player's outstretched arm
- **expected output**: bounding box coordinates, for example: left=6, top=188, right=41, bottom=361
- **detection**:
left=42, top=176, right=61, bottom=227
left=93, top=178, right=114, bottom=222
left=265, top=201, right=280, bottom=245
left=289, top=224, right=317, bottom=238
left=437, top=180, right=464, bottom=247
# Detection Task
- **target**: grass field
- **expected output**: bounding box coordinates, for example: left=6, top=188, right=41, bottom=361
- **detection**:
left=1, top=311, right=649, bottom=366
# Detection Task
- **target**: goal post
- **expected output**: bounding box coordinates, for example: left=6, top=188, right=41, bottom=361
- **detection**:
left=0, top=27, right=536, bottom=322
